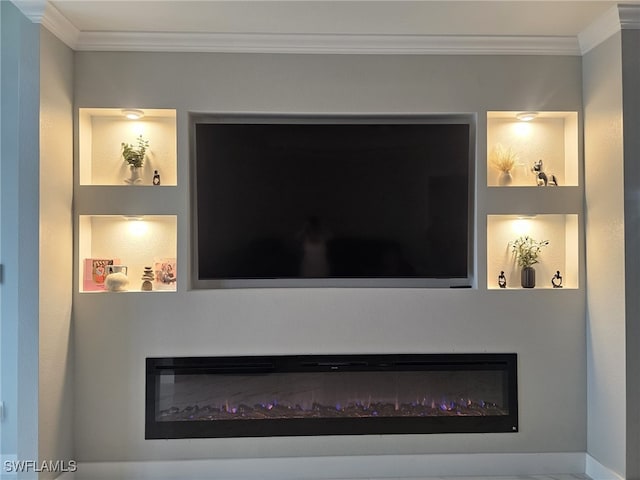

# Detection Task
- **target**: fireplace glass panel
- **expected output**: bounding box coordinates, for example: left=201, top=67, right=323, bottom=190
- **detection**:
left=146, top=354, right=517, bottom=438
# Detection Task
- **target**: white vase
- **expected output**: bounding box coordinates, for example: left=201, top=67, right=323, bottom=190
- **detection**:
left=105, top=272, right=129, bottom=292
left=124, top=166, right=143, bottom=185
left=498, top=171, right=513, bottom=186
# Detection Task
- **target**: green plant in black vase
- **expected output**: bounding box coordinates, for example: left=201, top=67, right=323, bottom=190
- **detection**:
left=510, top=235, right=549, bottom=288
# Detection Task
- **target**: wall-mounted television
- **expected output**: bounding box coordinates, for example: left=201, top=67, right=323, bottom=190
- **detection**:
left=190, top=114, right=475, bottom=288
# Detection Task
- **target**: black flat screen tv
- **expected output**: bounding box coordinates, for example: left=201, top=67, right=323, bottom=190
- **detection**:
left=191, top=114, right=475, bottom=288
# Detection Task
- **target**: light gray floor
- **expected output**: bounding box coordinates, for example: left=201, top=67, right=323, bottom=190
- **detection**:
left=60, top=475, right=593, bottom=480
left=297, top=477, right=593, bottom=480
left=56, top=459, right=594, bottom=480
left=409, top=476, right=591, bottom=480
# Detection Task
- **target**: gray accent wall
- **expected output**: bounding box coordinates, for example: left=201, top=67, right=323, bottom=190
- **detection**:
left=621, top=28, right=640, bottom=480
left=0, top=1, right=40, bottom=468
left=39, top=26, right=75, bottom=478
left=73, top=52, right=587, bottom=461
left=583, top=27, right=640, bottom=479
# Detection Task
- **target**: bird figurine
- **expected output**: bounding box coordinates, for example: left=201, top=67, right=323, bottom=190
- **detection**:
left=498, top=271, right=507, bottom=288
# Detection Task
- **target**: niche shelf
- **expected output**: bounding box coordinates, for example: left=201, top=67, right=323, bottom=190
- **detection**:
left=487, top=111, right=578, bottom=187
left=487, top=214, right=579, bottom=290
left=78, top=215, right=177, bottom=293
left=78, top=108, right=177, bottom=186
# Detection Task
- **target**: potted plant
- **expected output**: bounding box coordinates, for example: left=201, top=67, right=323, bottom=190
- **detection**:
left=510, top=235, right=549, bottom=288
left=490, top=143, right=518, bottom=186
left=121, top=134, right=149, bottom=184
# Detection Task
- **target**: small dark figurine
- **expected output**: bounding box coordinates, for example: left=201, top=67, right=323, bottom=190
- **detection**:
left=498, top=271, right=507, bottom=289
left=152, top=170, right=161, bottom=186
left=532, top=159, right=558, bottom=186
left=552, top=270, right=563, bottom=288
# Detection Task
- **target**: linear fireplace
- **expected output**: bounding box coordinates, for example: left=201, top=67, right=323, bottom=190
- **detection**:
left=145, top=354, right=517, bottom=439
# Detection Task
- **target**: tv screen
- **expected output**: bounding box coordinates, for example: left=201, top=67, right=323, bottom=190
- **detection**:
left=191, top=115, right=474, bottom=288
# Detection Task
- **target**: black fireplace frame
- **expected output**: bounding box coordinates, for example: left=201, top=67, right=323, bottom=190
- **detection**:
left=146, top=353, right=518, bottom=439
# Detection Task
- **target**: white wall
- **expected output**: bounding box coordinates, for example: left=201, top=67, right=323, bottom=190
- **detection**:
left=73, top=52, right=587, bottom=461
left=39, top=26, right=74, bottom=477
left=583, top=33, right=626, bottom=477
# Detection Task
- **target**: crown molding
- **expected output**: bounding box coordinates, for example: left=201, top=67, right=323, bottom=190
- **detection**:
left=579, top=4, right=640, bottom=55
left=11, top=0, right=46, bottom=21
left=28, top=0, right=581, bottom=56
left=12, top=0, right=81, bottom=49
left=578, top=5, right=621, bottom=54
left=41, top=1, right=80, bottom=49
left=619, top=4, right=640, bottom=29
left=74, top=31, right=580, bottom=55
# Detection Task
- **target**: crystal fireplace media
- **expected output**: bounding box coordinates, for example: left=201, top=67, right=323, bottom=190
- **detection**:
left=145, top=354, right=518, bottom=439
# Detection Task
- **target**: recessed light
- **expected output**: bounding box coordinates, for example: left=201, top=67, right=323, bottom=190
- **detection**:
left=122, top=109, right=145, bottom=120
left=516, top=111, right=538, bottom=122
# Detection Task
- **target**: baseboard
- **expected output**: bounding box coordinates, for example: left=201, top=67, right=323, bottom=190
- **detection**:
left=56, top=452, right=587, bottom=479
left=586, top=454, right=625, bottom=480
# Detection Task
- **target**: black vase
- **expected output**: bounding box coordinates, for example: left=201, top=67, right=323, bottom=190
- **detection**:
left=521, top=267, right=536, bottom=288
